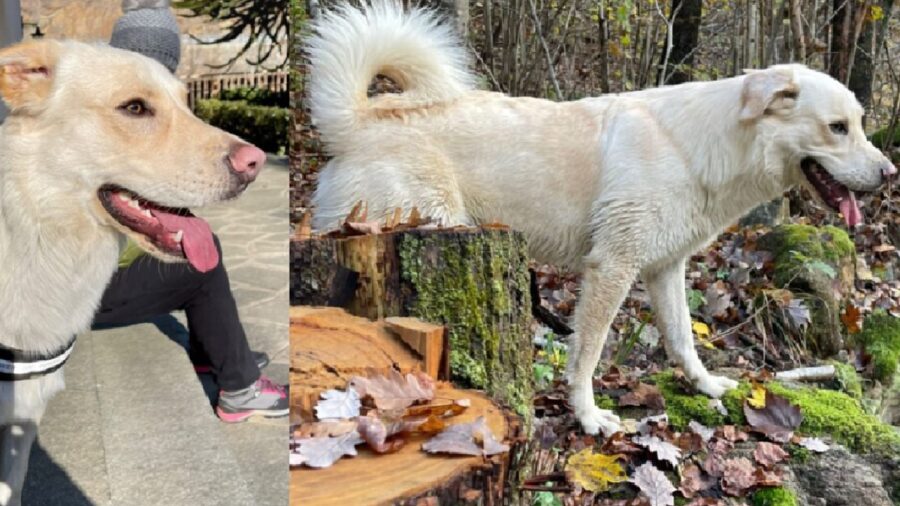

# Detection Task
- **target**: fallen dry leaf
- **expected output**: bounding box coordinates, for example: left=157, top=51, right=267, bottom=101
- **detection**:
left=632, top=461, right=676, bottom=506
left=679, top=463, right=717, bottom=498
left=748, top=383, right=767, bottom=409
left=619, top=383, right=666, bottom=410
left=842, top=303, right=862, bottom=334
left=633, top=435, right=682, bottom=467
left=721, top=457, right=756, bottom=496
left=688, top=421, right=715, bottom=442
left=565, top=449, right=628, bottom=492
left=421, top=416, right=509, bottom=456
left=314, top=388, right=361, bottom=420
left=743, top=390, right=803, bottom=443
left=404, top=398, right=469, bottom=419
left=350, top=369, right=435, bottom=411
left=294, top=420, right=358, bottom=439
left=753, top=441, right=789, bottom=468
left=293, top=432, right=363, bottom=469
left=798, top=436, right=829, bottom=452
left=753, top=466, right=784, bottom=487
left=356, top=414, right=414, bottom=454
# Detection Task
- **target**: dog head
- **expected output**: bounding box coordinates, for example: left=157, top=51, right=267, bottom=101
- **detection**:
left=739, top=64, right=895, bottom=227
left=0, top=40, right=266, bottom=272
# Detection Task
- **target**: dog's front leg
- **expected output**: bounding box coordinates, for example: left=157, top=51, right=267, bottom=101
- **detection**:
left=0, top=422, right=38, bottom=506
left=645, top=259, right=738, bottom=397
left=569, top=248, right=637, bottom=436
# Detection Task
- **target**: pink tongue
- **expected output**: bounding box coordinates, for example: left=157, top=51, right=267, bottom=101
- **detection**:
left=153, top=212, right=219, bottom=273
left=838, top=189, right=863, bottom=228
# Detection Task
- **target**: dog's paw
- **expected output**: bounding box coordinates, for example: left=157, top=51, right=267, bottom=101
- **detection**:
left=577, top=405, right=621, bottom=436
left=695, top=374, right=739, bottom=398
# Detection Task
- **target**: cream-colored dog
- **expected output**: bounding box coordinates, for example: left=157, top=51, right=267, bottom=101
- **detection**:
left=306, top=1, right=895, bottom=436
left=0, top=40, right=264, bottom=505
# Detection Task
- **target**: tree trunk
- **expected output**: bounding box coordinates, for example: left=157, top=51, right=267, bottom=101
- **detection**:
left=291, top=227, right=535, bottom=418
left=828, top=0, right=851, bottom=82
left=658, top=0, right=701, bottom=85
left=290, top=306, right=524, bottom=505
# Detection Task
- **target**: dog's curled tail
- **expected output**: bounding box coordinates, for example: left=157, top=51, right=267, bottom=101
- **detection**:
left=305, top=0, right=474, bottom=151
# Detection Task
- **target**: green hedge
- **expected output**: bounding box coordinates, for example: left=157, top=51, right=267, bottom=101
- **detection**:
left=218, top=87, right=289, bottom=108
left=195, top=99, right=289, bottom=154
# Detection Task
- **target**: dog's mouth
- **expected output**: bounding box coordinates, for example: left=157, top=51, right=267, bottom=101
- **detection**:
left=97, top=184, right=219, bottom=272
left=801, top=157, right=863, bottom=227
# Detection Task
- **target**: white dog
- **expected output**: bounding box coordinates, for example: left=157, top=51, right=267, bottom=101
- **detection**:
left=305, top=1, right=895, bottom=436
left=0, top=40, right=264, bottom=505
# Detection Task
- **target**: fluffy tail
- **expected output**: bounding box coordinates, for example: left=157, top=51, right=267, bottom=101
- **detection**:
left=304, top=0, right=474, bottom=152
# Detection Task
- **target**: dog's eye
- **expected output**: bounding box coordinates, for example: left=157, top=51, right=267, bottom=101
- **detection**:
left=118, top=99, right=152, bottom=117
left=829, top=121, right=848, bottom=135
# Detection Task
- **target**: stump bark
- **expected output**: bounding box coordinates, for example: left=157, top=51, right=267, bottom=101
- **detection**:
left=291, top=228, right=535, bottom=416
left=291, top=307, right=524, bottom=505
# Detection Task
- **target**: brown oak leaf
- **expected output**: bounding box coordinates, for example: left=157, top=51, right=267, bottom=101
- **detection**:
left=349, top=369, right=435, bottom=411
left=721, top=457, right=756, bottom=496
left=632, top=462, right=676, bottom=506
left=743, top=390, right=803, bottom=443
left=620, top=383, right=666, bottom=410
left=679, top=463, right=717, bottom=498
left=421, top=416, right=509, bottom=456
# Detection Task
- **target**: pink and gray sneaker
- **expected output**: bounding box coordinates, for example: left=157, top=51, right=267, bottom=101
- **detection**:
left=216, top=375, right=289, bottom=423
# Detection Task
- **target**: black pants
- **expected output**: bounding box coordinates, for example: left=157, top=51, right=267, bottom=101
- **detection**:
left=93, top=238, right=260, bottom=391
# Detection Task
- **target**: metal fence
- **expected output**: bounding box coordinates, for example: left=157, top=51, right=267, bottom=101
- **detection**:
left=185, top=71, right=289, bottom=110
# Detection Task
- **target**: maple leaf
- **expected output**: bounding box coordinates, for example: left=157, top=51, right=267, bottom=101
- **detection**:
left=565, top=449, right=628, bottom=492
left=721, top=457, right=756, bottom=496
left=679, top=463, right=716, bottom=498
left=619, top=382, right=666, bottom=410
left=293, top=432, right=363, bottom=468
left=753, top=441, right=789, bottom=468
left=314, top=388, right=361, bottom=420
left=747, top=383, right=767, bottom=409
left=421, top=416, right=509, bottom=456
left=798, top=436, right=829, bottom=452
left=349, top=369, right=435, bottom=411
left=633, top=435, right=682, bottom=467
left=631, top=462, right=676, bottom=506
left=743, top=390, right=803, bottom=443
left=841, top=303, right=862, bottom=334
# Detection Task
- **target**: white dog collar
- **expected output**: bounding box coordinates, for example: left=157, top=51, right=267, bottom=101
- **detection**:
left=0, top=336, right=76, bottom=380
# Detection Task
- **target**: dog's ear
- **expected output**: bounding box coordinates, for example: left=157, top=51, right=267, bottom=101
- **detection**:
left=739, top=67, right=799, bottom=121
left=0, top=40, right=62, bottom=113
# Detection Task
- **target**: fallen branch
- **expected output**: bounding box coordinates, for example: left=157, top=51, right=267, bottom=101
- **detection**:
left=775, top=365, right=835, bottom=382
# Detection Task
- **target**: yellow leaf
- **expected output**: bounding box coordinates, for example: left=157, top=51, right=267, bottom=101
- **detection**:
left=565, top=449, right=627, bottom=492
left=692, top=321, right=716, bottom=349
left=692, top=321, right=710, bottom=339
left=748, top=383, right=767, bottom=409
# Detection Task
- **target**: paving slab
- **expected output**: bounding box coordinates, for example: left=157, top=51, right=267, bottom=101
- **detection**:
left=24, top=156, right=289, bottom=506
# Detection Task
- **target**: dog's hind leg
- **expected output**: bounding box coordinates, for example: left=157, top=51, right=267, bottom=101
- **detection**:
left=644, top=259, right=738, bottom=397
left=0, top=422, right=37, bottom=506
left=568, top=242, right=639, bottom=436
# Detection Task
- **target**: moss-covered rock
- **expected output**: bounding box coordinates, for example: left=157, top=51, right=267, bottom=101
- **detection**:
left=648, top=370, right=900, bottom=457
left=757, top=224, right=856, bottom=356
left=854, top=312, right=900, bottom=384
left=751, top=486, right=798, bottom=506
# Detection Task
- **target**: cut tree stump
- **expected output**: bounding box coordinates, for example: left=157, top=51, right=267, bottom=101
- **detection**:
left=291, top=227, right=534, bottom=417
left=291, top=306, right=523, bottom=505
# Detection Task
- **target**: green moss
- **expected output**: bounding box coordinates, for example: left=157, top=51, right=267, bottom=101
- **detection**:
left=649, top=371, right=749, bottom=429
left=398, top=231, right=534, bottom=418
left=649, top=370, right=900, bottom=456
left=760, top=224, right=854, bottom=286
left=766, top=382, right=900, bottom=456
left=855, top=312, right=900, bottom=383
left=785, top=444, right=811, bottom=463
left=829, top=360, right=864, bottom=399
left=595, top=394, right=617, bottom=411
left=751, top=487, right=798, bottom=506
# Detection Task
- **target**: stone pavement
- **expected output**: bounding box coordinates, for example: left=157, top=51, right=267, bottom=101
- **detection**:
left=23, top=156, right=290, bottom=506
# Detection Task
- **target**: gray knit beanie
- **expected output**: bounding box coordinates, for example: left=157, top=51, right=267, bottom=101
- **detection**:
left=110, top=0, right=181, bottom=73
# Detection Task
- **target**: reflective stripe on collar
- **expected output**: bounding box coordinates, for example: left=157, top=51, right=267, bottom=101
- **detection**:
left=0, top=336, right=76, bottom=380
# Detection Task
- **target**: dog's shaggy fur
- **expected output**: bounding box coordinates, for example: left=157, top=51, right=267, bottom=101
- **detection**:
left=0, top=40, right=260, bottom=505
left=306, top=1, right=895, bottom=437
